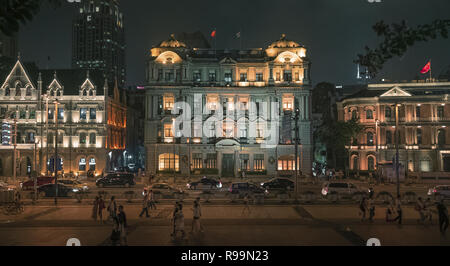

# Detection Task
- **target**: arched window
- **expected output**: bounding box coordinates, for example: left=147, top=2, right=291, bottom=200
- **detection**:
left=4, top=87, right=10, bottom=96
left=367, top=132, right=374, bottom=146
left=79, top=157, right=86, bottom=171
left=25, top=86, right=31, bottom=96
left=417, top=128, right=422, bottom=145
left=82, top=90, right=87, bottom=96
left=15, top=83, right=21, bottom=97
left=366, top=109, right=373, bottom=119
left=89, top=90, right=94, bottom=96
left=352, top=156, right=359, bottom=171
left=438, top=129, right=446, bottom=146
left=89, top=133, right=96, bottom=144
left=385, top=106, right=391, bottom=118
left=368, top=156, right=375, bottom=171
left=158, top=153, right=179, bottom=171
left=351, top=110, right=357, bottom=119
left=89, top=158, right=96, bottom=171
left=386, top=131, right=392, bottom=144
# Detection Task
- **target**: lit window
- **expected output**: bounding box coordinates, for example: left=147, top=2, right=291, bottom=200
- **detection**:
left=282, top=96, right=294, bottom=111
left=254, top=154, right=265, bottom=171
left=207, top=96, right=218, bottom=110
left=158, top=153, right=179, bottom=171
left=164, top=124, right=174, bottom=138
left=163, top=95, right=174, bottom=110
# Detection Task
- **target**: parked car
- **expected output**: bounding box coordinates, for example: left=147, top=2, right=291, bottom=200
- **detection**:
left=20, top=176, right=54, bottom=191
left=260, top=178, right=294, bottom=191
left=187, top=177, right=222, bottom=190
left=58, top=179, right=89, bottom=192
left=38, top=183, right=75, bottom=198
left=428, top=185, right=450, bottom=199
left=321, top=182, right=362, bottom=197
left=229, top=182, right=266, bottom=195
left=96, top=173, right=135, bottom=188
left=150, top=183, right=184, bottom=196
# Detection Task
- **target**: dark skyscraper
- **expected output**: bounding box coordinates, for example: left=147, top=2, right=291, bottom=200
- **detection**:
left=72, top=0, right=125, bottom=87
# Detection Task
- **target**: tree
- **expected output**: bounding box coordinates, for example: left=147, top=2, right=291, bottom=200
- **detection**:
left=355, top=19, right=450, bottom=78
left=317, top=118, right=362, bottom=171
left=0, top=0, right=62, bottom=36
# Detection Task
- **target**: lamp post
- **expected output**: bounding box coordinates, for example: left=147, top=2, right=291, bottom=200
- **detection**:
left=394, top=103, right=400, bottom=198
left=375, top=119, right=379, bottom=184
left=45, top=95, right=49, bottom=176
left=12, top=117, right=17, bottom=184
left=53, top=99, right=59, bottom=205
left=293, top=108, right=300, bottom=204
left=34, top=139, right=40, bottom=203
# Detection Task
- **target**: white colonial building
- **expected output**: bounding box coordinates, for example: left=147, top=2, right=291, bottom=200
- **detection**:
left=0, top=59, right=127, bottom=178
left=144, top=34, right=313, bottom=178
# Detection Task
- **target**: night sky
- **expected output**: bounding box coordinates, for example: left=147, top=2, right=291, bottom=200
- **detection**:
left=18, top=0, right=450, bottom=88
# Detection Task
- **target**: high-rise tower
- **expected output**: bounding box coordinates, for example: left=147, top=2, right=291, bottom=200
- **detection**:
left=72, top=0, right=125, bottom=87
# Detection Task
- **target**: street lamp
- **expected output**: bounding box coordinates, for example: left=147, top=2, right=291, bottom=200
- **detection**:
left=394, top=103, right=400, bottom=199
left=293, top=108, right=300, bottom=204
left=34, top=139, right=40, bottom=204
left=53, top=99, right=59, bottom=205
left=375, top=119, right=379, bottom=184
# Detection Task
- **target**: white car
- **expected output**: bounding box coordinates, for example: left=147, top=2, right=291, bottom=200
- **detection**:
left=321, top=182, right=362, bottom=197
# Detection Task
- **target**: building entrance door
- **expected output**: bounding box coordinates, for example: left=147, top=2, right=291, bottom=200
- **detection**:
left=444, top=155, right=450, bottom=172
left=222, top=154, right=235, bottom=177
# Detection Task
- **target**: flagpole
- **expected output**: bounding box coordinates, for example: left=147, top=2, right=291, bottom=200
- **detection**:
left=429, top=59, right=432, bottom=81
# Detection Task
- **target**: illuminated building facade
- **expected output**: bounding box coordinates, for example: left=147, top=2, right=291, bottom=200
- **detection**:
left=337, top=82, right=450, bottom=174
left=144, top=34, right=313, bottom=178
left=0, top=59, right=126, bottom=178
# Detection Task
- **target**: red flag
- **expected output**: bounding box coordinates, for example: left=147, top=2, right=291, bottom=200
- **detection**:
left=420, top=61, right=431, bottom=74
left=211, top=30, right=216, bottom=38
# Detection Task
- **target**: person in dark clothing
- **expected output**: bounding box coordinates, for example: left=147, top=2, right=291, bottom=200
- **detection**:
left=117, top=205, right=128, bottom=246
left=436, top=200, right=449, bottom=235
left=392, top=196, right=403, bottom=225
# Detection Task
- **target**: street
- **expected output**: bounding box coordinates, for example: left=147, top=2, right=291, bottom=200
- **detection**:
left=1, top=203, right=449, bottom=246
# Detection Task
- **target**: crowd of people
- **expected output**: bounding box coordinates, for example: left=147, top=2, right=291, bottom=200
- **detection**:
left=357, top=191, right=449, bottom=235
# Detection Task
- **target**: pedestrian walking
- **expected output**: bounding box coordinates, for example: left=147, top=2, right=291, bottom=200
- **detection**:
left=107, top=196, right=117, bottom=222
left=386, top=202, right=395, bottom=222
left=171, top=201, right=179, bottom=237
left=148, top=189, right=157, bottom=210
left=415, top=197, right=426, bottom=224
left=436, top=200, right=449, bottom=235
left=242, top=193, right=251, bottom=215
left=173, top=203, right=186, bottom=239
left=359, top=196, right=367, bottom=221
left=117, top=205, right=128, bottom=246
left=139, top=190, right=150, bottom=218
left=191, top=197, right=204, bottom=234
left=98, top=196, right=106, bottom=223
left=368, top=198, right=375, bottom=222
left=92, top=196, right=99, bottom=221
left=424, top=198, right=433, bottom=223
left=110, top=216, right=120, bottom=246
left=392, top=196, right=403, bottom=225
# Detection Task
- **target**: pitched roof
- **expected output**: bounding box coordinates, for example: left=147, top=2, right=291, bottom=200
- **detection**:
left=39, top=69, right=106, bottom=96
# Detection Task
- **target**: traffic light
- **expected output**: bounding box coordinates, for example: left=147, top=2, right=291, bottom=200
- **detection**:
left=2, top=122, right=11, bottom=145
